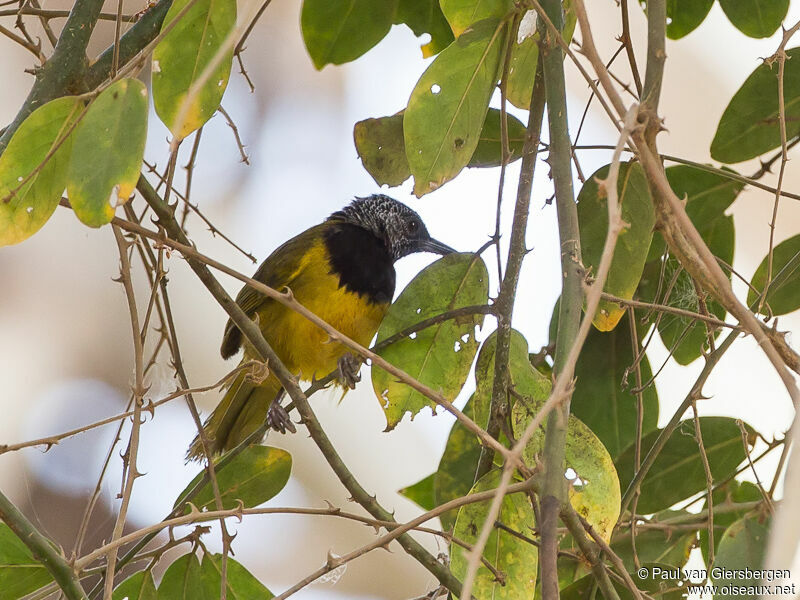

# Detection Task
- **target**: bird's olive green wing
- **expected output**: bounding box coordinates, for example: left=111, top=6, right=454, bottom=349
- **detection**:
left=220, top=224, right=329, bottom=358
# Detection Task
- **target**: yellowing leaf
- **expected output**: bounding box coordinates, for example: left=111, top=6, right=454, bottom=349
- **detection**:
left=0, top=96, right=82, bottom=246
left=67, top=79, right=148, bottom=228
left=451, top=471, right=537, bottom=600
left=152, top=0, right=235, bottom=139
left=578, top=161, right=654, bottom=331
left=511, top=388, right=621, bottom=541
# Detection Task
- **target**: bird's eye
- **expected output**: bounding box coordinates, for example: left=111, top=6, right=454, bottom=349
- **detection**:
left=408, top=219, right=419, bottom=231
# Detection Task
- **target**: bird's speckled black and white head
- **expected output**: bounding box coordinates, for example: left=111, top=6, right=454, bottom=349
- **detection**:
left=328, top=195, right=455, bottom=261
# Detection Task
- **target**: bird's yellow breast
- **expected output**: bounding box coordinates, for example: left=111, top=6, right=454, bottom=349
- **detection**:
left=249, top=239, right=388, bottom=380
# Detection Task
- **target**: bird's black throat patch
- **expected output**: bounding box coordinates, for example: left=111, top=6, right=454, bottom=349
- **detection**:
left=323, top=222, right=395, bottom=304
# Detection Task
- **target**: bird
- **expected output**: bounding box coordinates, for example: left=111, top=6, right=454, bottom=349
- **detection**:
left=187, top=194, right=455, bottom=460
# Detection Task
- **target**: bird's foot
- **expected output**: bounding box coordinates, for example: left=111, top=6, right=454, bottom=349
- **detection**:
left=267, top=400, right=296, bottom=434
left=337, top=353, right=362, bottom=390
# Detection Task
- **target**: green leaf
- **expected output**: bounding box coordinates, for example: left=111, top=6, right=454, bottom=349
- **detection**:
left=562, top=563, right=689, bottom=600
left=615, top=417, right=751, bottom=514
left=711, top=47, right=800, bottom=163
left=713, top=513, right=771, bottom=599
left=472, top=329, right=551, bottom=433
left=0, top=96, right=81, bottom=246
left=301, top=0, right=397, bottom=69
left=699, top=480, right=762, bottom=563
left=654, top=215, right=733, bottom=364
left=113, top=571, right=157, bottom=600
left=506, top=1, right=575, bottom=109
left=152, top=0, right=235, bottom=139
left=432, top=398, right=483, bottom=529
left=611, top=510, right=695, bottom=572
left=176, top=446, right=292, bottom=513
left=468, top=108, right=527, bottom=167
left=67, top=79, right=148, bottom=228
left=208, top=554, right=274, bottom=599
left=399, top=473, right=436, bottom=511
left=439, top=0, right=513, bottom=37
left=718, top=0, right=788, bottom=38
left=571, top=316, right=659, bottom=460
left=0, top=524, right=53, bottom=600
left=354, top=109, right=527, bottom=187
left=666, top=0, right=714, bottom=39
left=158, top=554, right=219, bottom=600
left=405, top=18, right=507, bottom=196
left=512, top=403, right=621, bottom=541
left=450, top=471, right=537, bottom=600
left=395, top=0, right=454, bottom=57
left=747, top=233, right=800, bottom=315
left=354, top=113, right=410, bottom=187
left=578, top=161, right=655, bottom=331
left=668, top=165, right=743, bottom=225
left=372, top=253, right=489, bottom=430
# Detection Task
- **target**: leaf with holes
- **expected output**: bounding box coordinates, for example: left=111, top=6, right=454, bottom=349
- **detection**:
left=666, top=0, right=714, bottom=39
left=113, top=571, right=157, bottom=600
left=0, top=96, right=81, bottom=246
left=512, top=401, right=621, bottom=542
left=0, top=524, right=53, bottom=600
left=395, top=0, right=454, bottom=57
left=615, top=417, right=752, bottom=514
left=719, top=0, right=788, bottom=38
left=175, top=445, right=291, bottom=513
left=158, top=553, right=220, bottom=599
left=372, top=253, right=489, bottom=430
left=152, top=0, right=235, bottom=139
left=301, top=0, right=397, bottom=69
left=711, top=47, right=800, bottom=163
left=713, top=513, right=771, bottom=599
left=578, top=161, right=655, bottom=331
left=505, top=1, right=576, bottom=109
left=450, top=471, right=538, bottom=599
left=439, top=0, right=513, bottom=37
left=67, top=79, right=147, bottom=228
left=570, top=316, right=659, bottom=460
left=405, top=18, right=507, bottom=196
left=207, top=555, right=274, bottom=599
left=748, top=234, right=800, bottom=315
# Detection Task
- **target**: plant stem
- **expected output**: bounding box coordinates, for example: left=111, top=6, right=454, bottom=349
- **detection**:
left=476, top=55, right=546, bottom=480
left=0, top=489, right=88, bottom=600
left=538, top=0, right=582, bottom=598
left=0, top=0, right=105, bottom=152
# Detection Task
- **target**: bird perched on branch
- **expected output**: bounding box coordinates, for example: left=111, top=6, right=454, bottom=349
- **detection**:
left=187, top=194, right=454, bottom=460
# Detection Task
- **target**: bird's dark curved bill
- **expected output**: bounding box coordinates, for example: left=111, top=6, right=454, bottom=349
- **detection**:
left=421, top=238, right=457, bottom=255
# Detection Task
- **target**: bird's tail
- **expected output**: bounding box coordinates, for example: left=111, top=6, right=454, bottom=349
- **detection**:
left=186, top=367, right=281, bottom=461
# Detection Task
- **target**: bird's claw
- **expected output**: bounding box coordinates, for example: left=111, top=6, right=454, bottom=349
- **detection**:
left=267, top=401, right=296, bottom=434
left=337, top=353, right=362, bottom=390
